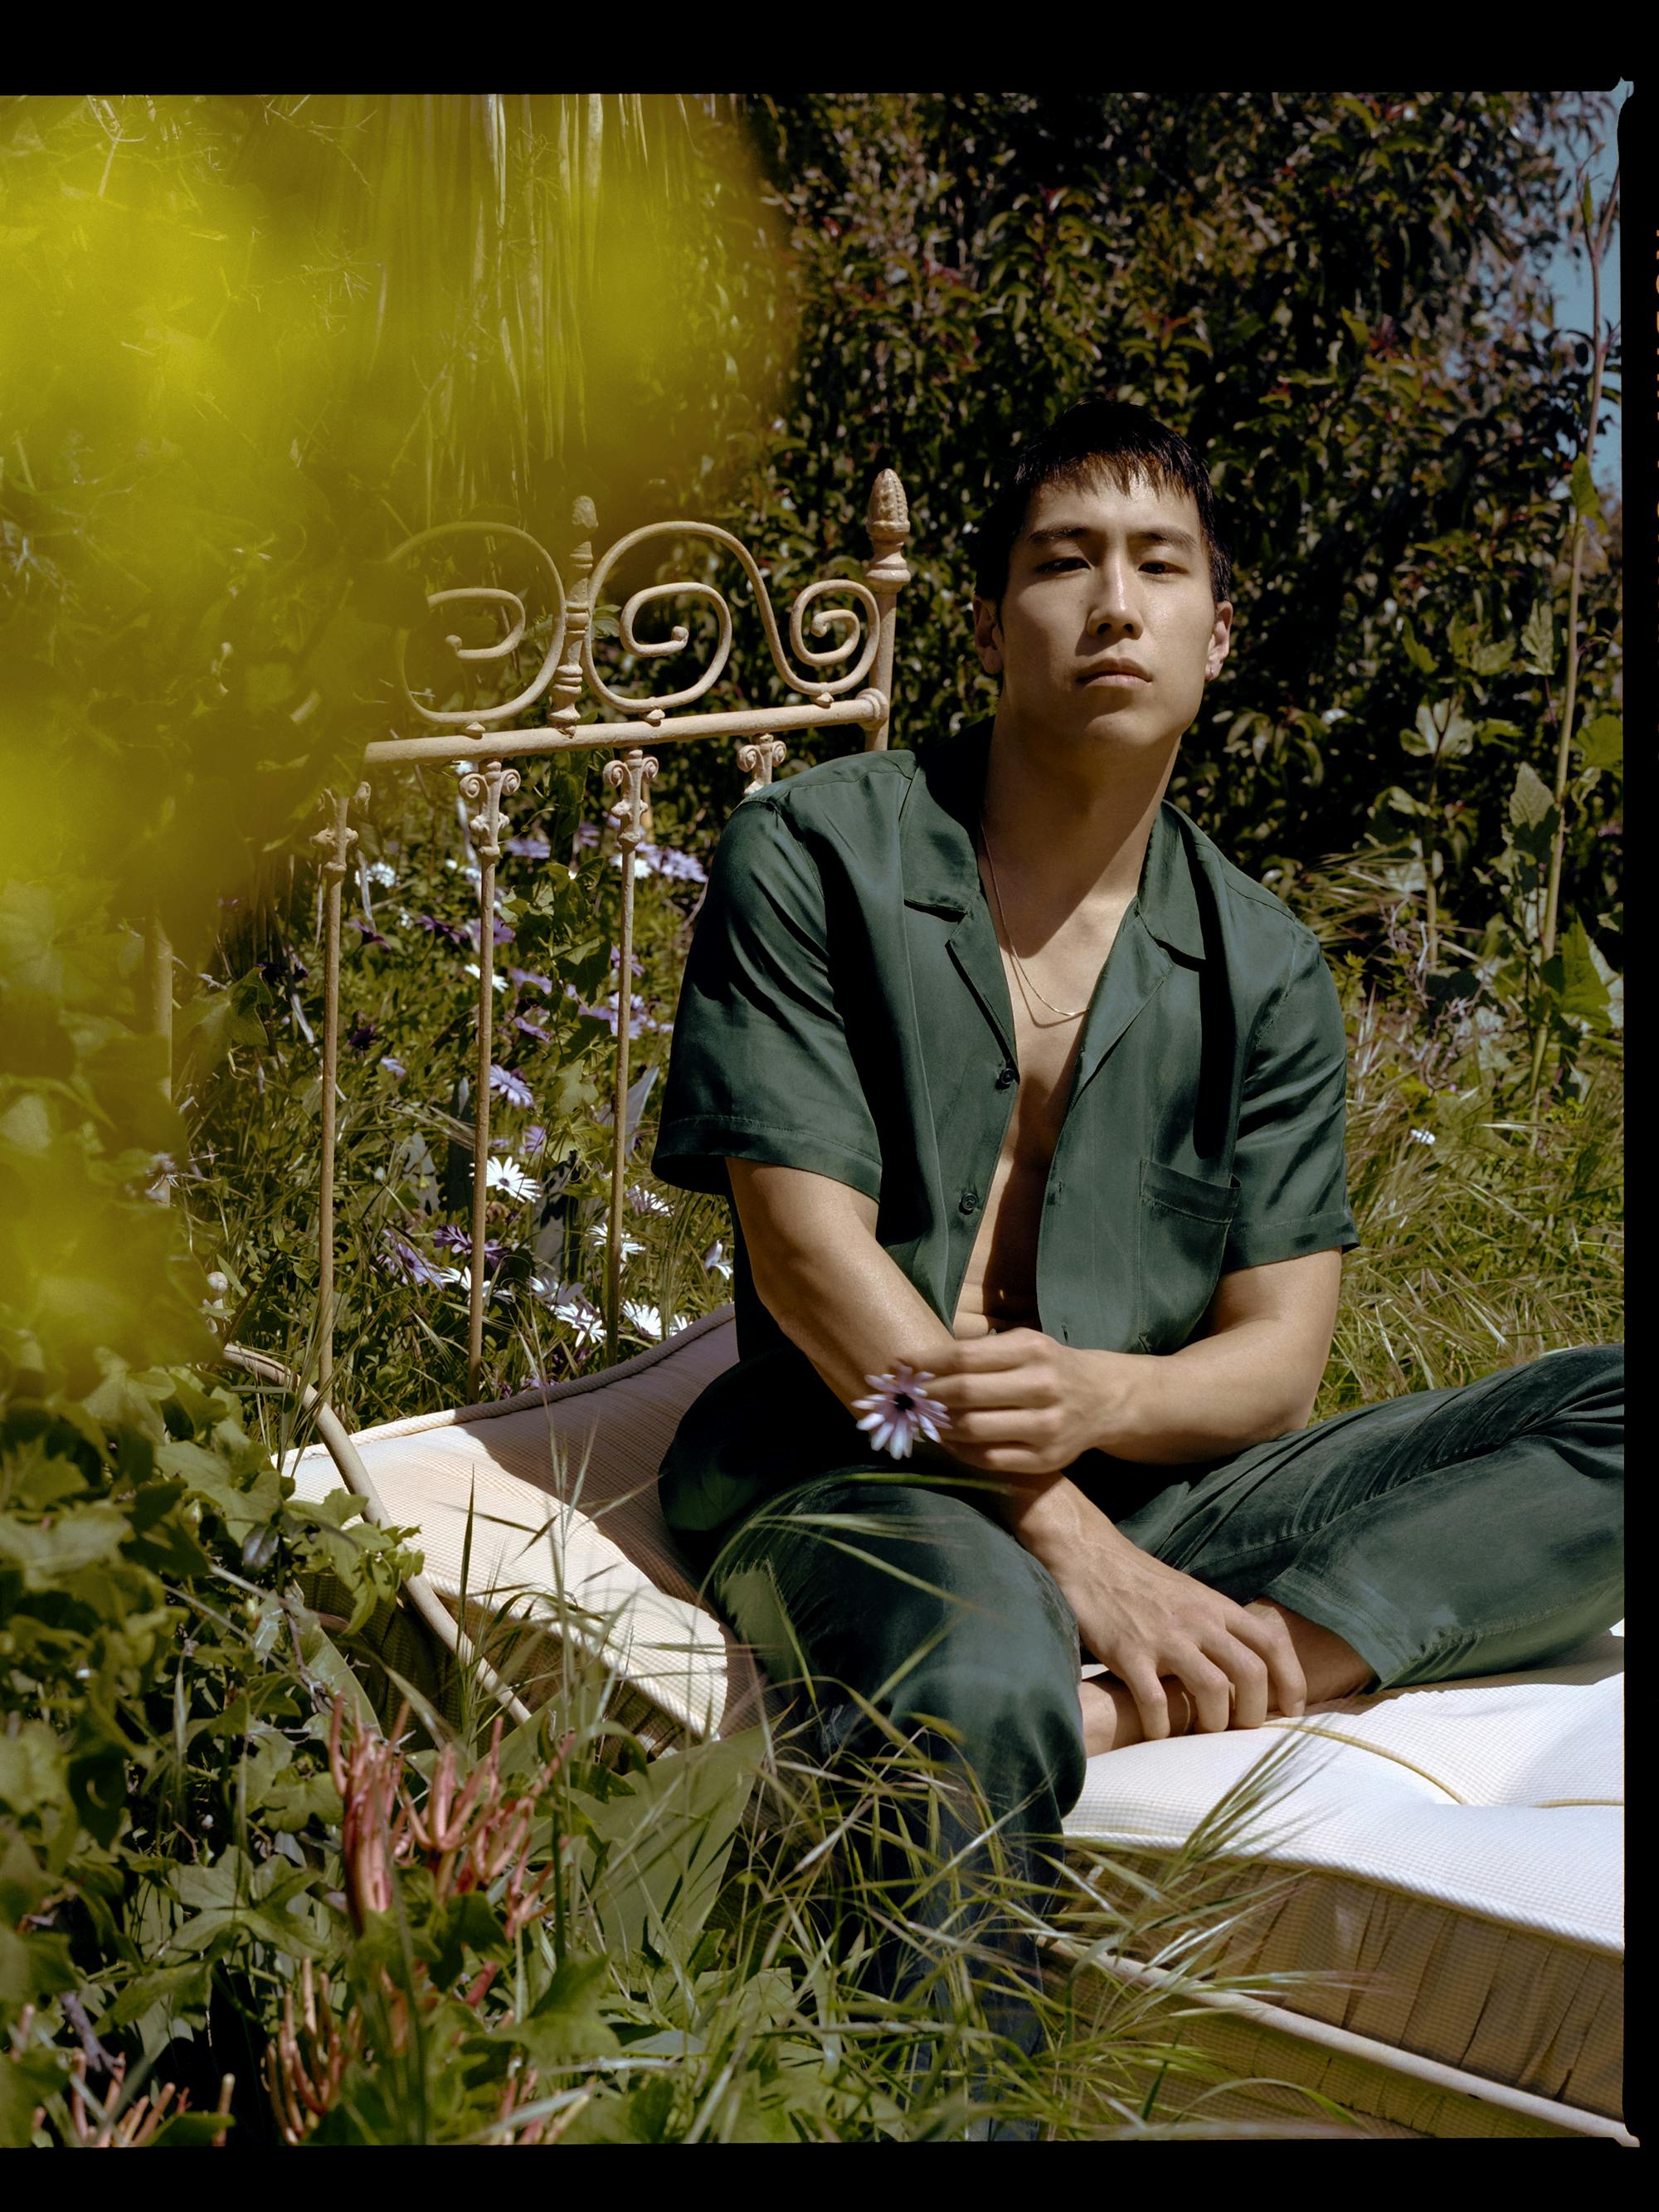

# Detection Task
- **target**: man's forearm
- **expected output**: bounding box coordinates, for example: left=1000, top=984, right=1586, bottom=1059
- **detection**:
left=1080, top=1321, right=1315, bottom=1468
left=751, top=1216, right=961, bottom=1422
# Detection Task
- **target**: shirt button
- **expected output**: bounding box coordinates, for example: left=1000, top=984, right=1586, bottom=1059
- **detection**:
left=1060, top=1322, right=1071, bottom=1342
left=995, top=1065, right=1016, bottom=1089
left=958, top=1187, right=980, bottom=1215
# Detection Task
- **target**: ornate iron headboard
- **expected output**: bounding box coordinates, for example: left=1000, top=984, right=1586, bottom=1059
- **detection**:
left=267, top=470, right=909, bottom=1405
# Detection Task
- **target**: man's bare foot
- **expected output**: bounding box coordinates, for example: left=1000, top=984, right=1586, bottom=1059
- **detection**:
left=1078, top=1599, right=1378, bottom=1758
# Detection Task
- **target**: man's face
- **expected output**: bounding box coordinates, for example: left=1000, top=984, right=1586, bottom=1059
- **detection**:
left=972, top=468, right=1232, bottom=753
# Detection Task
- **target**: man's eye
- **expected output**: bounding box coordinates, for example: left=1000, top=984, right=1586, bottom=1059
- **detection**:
left=1142, top=562, right=1172, bottom=574
left=1039, top=557, right=1084, bottom=572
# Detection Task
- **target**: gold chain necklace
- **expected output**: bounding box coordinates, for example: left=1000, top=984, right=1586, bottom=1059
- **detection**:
left=978, top=806, right=1092, bottom=1021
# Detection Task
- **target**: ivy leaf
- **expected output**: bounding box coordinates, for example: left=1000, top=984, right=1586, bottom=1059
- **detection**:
left=0, top=1724, right=70, bottom=1821
left=1542, top=918, right=1613, bottom=1031
left=490, top=1953, right=620, bottom=2068
left=1399, top=618, right=1438, bottom=676
left=1576, top=714, right=1622, bottom=773
left=0, top=1503, right=131, bottom=1589
left=1509, top=761, right=1554, bottom=830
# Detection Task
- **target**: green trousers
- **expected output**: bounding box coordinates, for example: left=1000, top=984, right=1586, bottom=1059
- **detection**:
left=694, top=1344, right=1624, bottom=2129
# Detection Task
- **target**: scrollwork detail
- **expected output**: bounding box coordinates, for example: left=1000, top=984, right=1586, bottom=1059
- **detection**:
left=460, top=763, right=522, bottom=865
left=584, top=522, right=880, bottom=714
left=737, top=736, right=787, bottom=795
left=601, top=751, right=659, bottom=850
left=386, top=522, right=567, bottom=729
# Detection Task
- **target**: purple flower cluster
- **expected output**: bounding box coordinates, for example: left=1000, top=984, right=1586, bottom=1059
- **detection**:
left=413, top=914, right=469, bottom=948
left=575, top=992, right=663, bottom=1040
left=489, top=1064, right=534, bottom=1108
left=431, top=1223, right=510, bottom=1265
left=379, top=1230, right=449, bottom=1289
left=464, top=915, right=517, bottom=950
left=635, top=840, right=708, bottom=884
left=504, top=834, right=552, bottom=860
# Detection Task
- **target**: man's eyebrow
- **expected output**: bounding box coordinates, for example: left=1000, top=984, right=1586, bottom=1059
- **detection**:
left=1022, top=522, right=1201, bottom=554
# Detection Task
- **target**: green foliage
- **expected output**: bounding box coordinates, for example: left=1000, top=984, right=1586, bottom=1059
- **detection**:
left=0, top=90, right=1624, bottom=2146
left=634, top=92, right=1621, bottom=1037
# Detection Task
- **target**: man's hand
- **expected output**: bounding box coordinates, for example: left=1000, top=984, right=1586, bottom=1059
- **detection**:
left=1067, top=1537, right=1308, bottom=1737
left=923, top=1327, right=1125, bottom=1477
left=922, top=1327, right=1309, bottom=1737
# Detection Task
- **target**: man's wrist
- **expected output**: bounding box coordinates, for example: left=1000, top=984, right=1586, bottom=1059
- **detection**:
left=1075, top=1344, right=1155, bottom=1458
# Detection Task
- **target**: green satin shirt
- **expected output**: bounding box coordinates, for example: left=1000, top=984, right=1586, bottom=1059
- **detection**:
left=651, top=718, right=1360, bottom=1568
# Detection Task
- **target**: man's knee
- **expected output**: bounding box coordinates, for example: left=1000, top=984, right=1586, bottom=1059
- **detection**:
left=890, top=1655, right=1087, bottom=1817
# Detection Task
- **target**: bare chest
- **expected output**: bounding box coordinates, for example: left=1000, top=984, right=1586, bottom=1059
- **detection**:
left=950, top=881, right=1131, bottom=1337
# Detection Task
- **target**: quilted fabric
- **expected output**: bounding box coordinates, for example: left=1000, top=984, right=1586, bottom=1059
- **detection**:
left=1064, top=1626, right=1623, bottom=2121
left=286, top=1308, right=760, bottom=1742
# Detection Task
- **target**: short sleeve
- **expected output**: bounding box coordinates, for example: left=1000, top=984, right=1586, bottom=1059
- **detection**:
left=1222, top=930, right=1361, bottom=1272
left=650, top=795, right=883, bottom=1203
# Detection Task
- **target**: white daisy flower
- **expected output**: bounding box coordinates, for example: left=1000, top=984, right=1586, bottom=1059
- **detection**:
left=1408, top=1128, right=1437, bottom=1147
left=486, top=1156, right=539, bottom=1203
left=532, top=1274, right=606, bottom=1347
left=701, top=1239, right=732, bottom=1280
left=625, top=1182, right=673, bottom=1217
left=621, top=1300, right=691, bottom=1342
left=585, top=1217, right=646, bottom=1260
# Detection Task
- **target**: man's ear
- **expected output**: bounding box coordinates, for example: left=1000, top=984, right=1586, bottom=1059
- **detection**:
left=1204, top=602, right=1233, bottom=684
left=972, top=592, right=1004, bottom=678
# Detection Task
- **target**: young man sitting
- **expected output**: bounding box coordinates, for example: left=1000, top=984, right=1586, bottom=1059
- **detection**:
left=649, top=399, right=1624, bottom=2132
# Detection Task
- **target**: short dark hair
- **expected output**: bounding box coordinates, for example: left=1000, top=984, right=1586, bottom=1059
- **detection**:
left=971, top=398, right=1233, bottom=607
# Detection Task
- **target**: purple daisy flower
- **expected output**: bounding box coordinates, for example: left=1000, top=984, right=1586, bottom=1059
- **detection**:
left=504, top=833, right=552, bottom=860
left=379, top=1230, right=448, bottom=1289
left=851, top=1362, right=951, bottom=1459
left=414, top=914, right=469, bottom=948
left=489, top=1065, right=534, bottom=1108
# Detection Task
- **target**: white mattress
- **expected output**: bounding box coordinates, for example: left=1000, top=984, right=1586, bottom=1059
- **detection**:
left=1061, top=1625, right=1624, bottom=2129
left=282, top=1306, right=1624, bottom=2134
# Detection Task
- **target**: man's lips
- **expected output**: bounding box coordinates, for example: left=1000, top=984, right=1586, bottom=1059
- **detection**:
left=1079, top=666, right=1151, bottom=685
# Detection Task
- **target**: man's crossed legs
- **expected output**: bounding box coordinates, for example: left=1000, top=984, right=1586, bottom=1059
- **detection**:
left=703, top=1344, right=1623, bottom=2123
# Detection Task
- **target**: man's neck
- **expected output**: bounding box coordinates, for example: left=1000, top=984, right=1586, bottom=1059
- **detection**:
left=980, top=708, right=1180, bottom=918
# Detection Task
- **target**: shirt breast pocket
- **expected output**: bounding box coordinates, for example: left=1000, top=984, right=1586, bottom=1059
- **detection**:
left=1135, top=1157, right=1241, bottom=1352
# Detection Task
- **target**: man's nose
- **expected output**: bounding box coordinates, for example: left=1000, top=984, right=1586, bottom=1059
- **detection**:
left=1087, top=558, right=1141, bottom=634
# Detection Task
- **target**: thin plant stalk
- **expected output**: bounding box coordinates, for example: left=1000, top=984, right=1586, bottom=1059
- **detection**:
left=1530, top=163, right=1619, bottom=1102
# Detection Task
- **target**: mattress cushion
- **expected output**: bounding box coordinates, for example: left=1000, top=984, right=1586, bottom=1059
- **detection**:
left=286, top=1306, right=758, bottom=1742
left=1061, top=1625, right=1624, bottom=2121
